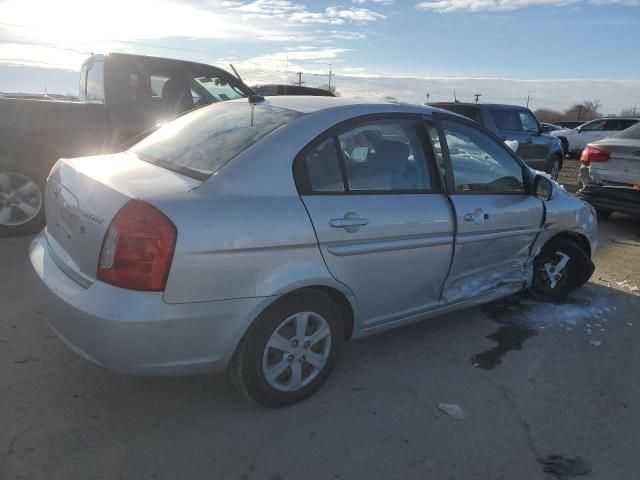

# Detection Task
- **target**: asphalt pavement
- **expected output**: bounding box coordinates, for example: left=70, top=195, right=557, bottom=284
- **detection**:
left=1, top=190, right=640, bottom=479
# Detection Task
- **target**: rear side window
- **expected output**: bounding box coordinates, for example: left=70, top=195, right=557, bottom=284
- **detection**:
left=84, top=61, right=105, bottom=103
left=491, top=110, right=519, bottom=131
left=614, top=123, right=640, bottom=140
left=131, top=103, right=303, bottom=179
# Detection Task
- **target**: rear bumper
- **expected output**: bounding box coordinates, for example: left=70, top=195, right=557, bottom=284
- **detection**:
left=577, top=185, right=640, bottom=216
left=29, top=232, right=269, bottom=376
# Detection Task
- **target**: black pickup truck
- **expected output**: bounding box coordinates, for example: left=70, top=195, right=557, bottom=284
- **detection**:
left=0, top=53, right=251, bottom=236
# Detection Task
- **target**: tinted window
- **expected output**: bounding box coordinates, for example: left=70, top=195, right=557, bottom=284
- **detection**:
left=194, top=76, right=245, bottom=102
left=131, top=103, right=303, bottom=179
left=614, top=123, right=640, bottom=140
left=304, top=138, right=345, bottom=192
left=603, top=119, right=622, bottom=131
left=581, top=119, right=607, bottom=132
left=491, top=110, right=519, bottom=130
left=436, top=105, right=481, bottom=123
left=619, top=119, right=639, bottom=130
left=85, top=61, right=104, bottom=103
left=518, top=111, right=539, bottom=132
left=442, top=120, right=525, bottom=193
left=338, top=120, right=431, bottom=192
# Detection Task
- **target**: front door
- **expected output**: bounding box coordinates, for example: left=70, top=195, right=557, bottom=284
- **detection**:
left=517, top=109, right=549, bottom=168
left=296, top=117, right=455, bottom=328
left=430, top=118, right=544, bottom=304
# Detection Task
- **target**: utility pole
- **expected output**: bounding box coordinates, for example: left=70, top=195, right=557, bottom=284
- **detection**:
left=474, top=92, right=482, bottom=104
left=328, top=65, right=333, bottom=90
left=454, top=90, right=457, bottom=102
left=526, top=94, right=531, bottom=108
left=577, top=105, right=583, bottom=122
left=294, top=72, right=304, bottom=86
left=633, top=104, right=637, bottom=116
left=425, top=92, right=430, bottom=104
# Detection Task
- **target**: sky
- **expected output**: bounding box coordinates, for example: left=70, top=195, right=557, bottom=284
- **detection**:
left=0, top=0, right=639, bottom=114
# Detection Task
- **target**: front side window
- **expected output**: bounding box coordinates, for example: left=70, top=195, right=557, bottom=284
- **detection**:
left=491, top=110, right=520, bottom=131
left=441, top=120, right=525, bottom=193
left=580, top=120, right=607, bottom=132
left=193, top=76, right=245, bottom=102
left=131, top=103, right=303, bottom=179
left=338, top=120, right=431, bottom=192
left=518, top=111, right=539, bottom=133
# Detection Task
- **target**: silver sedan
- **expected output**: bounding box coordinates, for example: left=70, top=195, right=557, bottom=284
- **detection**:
left=30, top=96, right=597, bottom=407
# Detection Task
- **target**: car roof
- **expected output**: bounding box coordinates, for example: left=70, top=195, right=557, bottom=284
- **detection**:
left=431, top=102, right=527, bottom=110
left=246, top=95, right=445, bottom=116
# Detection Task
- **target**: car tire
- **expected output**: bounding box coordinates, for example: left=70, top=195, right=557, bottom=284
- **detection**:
left=558, top=137, right=569, bottom=157
left=529, top=238, right=594, bottom=302
left=596, top=208, right=613, bottom=219
left=0, top=158, right=46, bottom=237
left=228, top=290, right=344, bottom=408
left=547, top=155, right=562, bottom=180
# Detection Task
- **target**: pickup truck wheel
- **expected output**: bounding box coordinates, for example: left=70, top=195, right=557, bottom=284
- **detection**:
left=0, top=161, right=46, bottom=236
left=529, top=238, right=594, bottom=302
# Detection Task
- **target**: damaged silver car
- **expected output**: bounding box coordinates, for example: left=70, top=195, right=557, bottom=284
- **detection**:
left=30, top=97, right=596, bottom=407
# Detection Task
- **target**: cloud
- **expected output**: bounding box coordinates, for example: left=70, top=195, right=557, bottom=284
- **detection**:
left=416, top=0, right=638, bottom=11
left=352, top=0, right=395, bottom=4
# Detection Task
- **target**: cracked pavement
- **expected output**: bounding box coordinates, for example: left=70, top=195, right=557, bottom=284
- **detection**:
left=1, top=210, right=640, bottom=480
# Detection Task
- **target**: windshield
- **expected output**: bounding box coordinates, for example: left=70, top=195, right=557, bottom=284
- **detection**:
left=614, top=122, right=640, bottom=140
left=130, top=102, right=304, bottom=179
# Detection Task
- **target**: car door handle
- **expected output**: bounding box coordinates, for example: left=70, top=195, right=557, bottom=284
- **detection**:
left=330, top=217, right=369, bottom=228
left=463, top=210, right=490, bottom=223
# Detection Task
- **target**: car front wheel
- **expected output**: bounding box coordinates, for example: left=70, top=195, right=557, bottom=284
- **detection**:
left=529, top=238, right=594, bottom=302
left=229, top=290, right=343, bottom=408
left=548, top=156, right=562, bottom=180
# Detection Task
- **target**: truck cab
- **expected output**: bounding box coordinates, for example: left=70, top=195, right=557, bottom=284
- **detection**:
left=0, top=53, right=251, bottom=236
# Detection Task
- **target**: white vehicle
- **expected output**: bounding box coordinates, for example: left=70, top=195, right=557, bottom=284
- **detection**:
left=578, top=122, right=640, bottom=217
left=551, top=118, right=639, bottom=156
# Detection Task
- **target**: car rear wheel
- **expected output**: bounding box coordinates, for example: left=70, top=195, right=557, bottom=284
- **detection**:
left=0, top=159, right=46, bottom=237
left=529, top=238, right=594, bottom=302
left=229, top=290, right=343, bottom=408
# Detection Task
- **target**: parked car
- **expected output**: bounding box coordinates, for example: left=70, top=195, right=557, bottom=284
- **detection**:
left=578, top=122, right=640, bottom=217
left=551, top=117, right=640, bottom=157
left=30, top=97, right=596, bottom=407
left=430, top=102, right=565, bottom=179
left=252, top=84, right=335, bottom=97
left=555, top=121, right=585, bottom=130
left=541, top=122, right=564, bottom=133
left=0, top=53, right=252, bottom=236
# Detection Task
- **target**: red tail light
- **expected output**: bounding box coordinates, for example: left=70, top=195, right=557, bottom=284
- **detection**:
left=581, top=146, right=610, bottom=163
left=97, top=200, right=177, bottom=291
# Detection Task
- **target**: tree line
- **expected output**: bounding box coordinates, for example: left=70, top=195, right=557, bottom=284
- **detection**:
left=534, top=100, right=637, bottom=123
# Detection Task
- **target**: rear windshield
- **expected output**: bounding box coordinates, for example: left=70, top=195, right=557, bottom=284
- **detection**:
left=614, top=123, right=640, bottom=140
left=130, top=102, right=304, bottom=179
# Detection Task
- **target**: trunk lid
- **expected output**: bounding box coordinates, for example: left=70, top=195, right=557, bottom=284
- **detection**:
left=590, top=138, right=640, bottom=185
left=45, top=152, right=200, bottom=285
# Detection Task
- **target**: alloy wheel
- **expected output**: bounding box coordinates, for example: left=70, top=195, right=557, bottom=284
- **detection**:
left=261, top=311, right=332, bottom=392
left=0, top=172, right=43, bottom=226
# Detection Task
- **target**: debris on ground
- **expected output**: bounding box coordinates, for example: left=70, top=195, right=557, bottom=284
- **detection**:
left=437, top=403, right=465, bottom=420
left=538, top=455, right=590, bottom=479
left=589, top=340, right=602, bottom=347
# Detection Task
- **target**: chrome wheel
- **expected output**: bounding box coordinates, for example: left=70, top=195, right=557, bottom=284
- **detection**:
left=0, top=171, right=43, bottom=226
left=262, top=311, right=332, bottom=392
left=542, top=251, right=570, bottom=289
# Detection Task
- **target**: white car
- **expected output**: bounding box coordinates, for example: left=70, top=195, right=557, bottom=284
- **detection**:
left=551, top=118, right=639, bottom=156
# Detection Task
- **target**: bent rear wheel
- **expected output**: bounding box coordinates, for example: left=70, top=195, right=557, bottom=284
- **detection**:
left=229, top=290, right=343, bottom=408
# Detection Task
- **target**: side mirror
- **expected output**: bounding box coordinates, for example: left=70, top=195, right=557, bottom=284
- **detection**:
left=576, top=127, right=582, bottom=133
left=350, top=146, right=370, bottom=162
left=540, top=124, right=550, bottom=134
left=533, top=174, right=553, bottom=201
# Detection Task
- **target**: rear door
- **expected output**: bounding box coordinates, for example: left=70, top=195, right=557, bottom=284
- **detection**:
left=296, top=115, right=454, bottom=328
left=428, top=117, right=544, bottom=304
left=517, top=109, right=549, bottom=168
